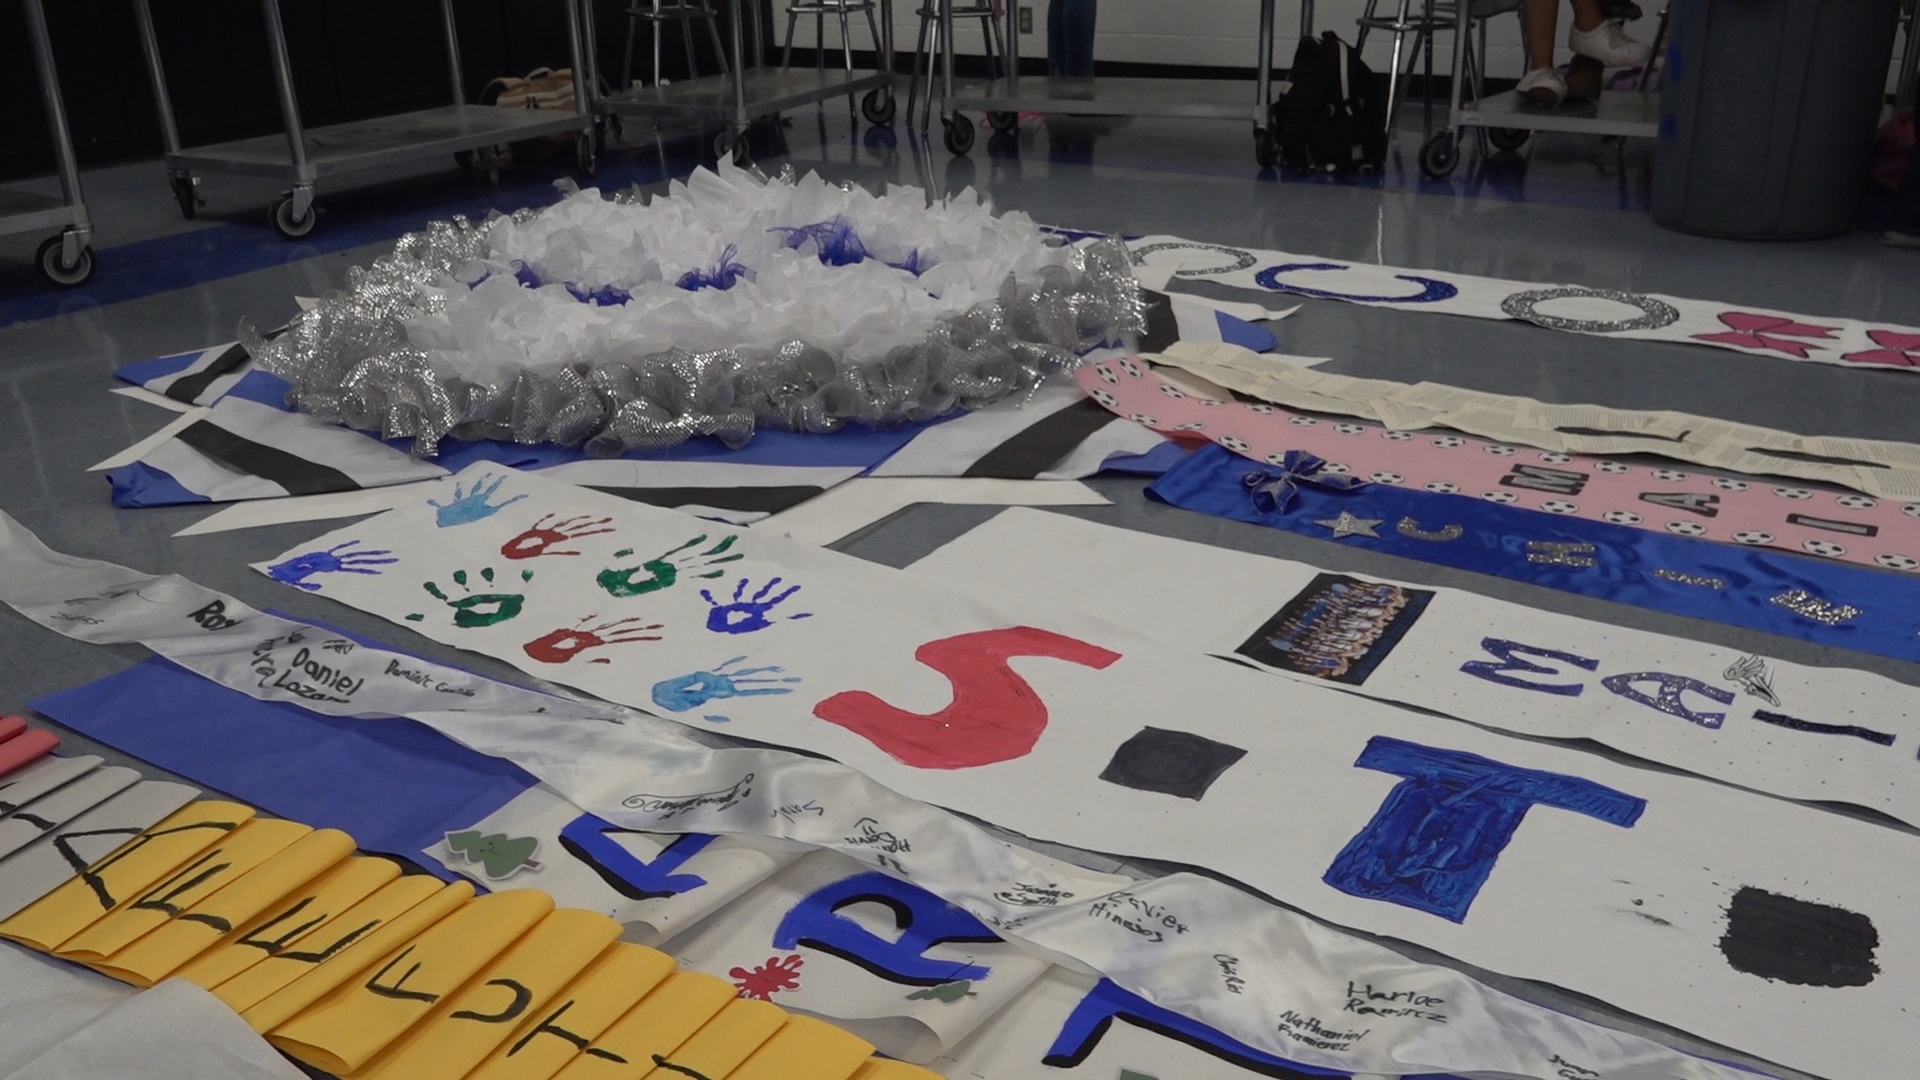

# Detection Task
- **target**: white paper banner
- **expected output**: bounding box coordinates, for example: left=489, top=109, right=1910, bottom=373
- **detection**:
left=1125, top=235, right=1920, bottom=372
left=0, top=507, right=1760, bottom=1080
left=912, top=508, right=1920, bottom=828
left=235, top=464, right=1920, bottom=1079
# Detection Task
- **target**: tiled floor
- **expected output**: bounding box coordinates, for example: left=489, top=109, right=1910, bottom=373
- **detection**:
left=0, top=96, right=1912, bottom=1080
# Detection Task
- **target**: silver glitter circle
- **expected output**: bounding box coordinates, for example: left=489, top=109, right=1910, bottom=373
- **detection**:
left=1499, top=287, right=1681, bottom=333
left=1127, top=241, right=1259, bottom=276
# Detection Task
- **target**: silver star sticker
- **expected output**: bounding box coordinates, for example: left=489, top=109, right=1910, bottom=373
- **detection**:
left=1315, top=511, right=1383, bottom=538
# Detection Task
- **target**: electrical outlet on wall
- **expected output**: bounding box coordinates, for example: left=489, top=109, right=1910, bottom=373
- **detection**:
left=1019, top=6, right=1033, bottom=33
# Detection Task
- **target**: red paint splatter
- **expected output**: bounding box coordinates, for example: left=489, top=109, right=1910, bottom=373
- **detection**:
left=812, top=626, right=1122, bottom=769
left=1693, top=313, right=1839, bottom=358
left=730, top=953, right=804, bottom=1000
left=1842, top=329, right=1920, bottom=367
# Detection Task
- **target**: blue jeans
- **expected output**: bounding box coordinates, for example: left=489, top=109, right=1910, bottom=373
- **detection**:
left=1047, top=0, right=1096, bottom=77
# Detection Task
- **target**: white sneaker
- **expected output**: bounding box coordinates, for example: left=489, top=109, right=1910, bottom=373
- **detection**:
left=1569, top=19, right=1652, bottom=66
left=1516, top=67, right=1566, bottom=107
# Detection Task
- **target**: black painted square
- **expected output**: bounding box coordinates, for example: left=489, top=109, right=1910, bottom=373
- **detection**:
left=1718, top=886, right=1879, bottom=987
left=1099, top=727, right=1248, bottom=801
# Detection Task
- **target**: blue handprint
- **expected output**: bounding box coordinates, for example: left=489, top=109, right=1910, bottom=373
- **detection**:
left=652, top=657, right=802, bottom=712
left=700, top=577, right=812, bottom=635
left=265, top=540, right=398, bottom=592
left=428, top=474, right=528, bottom=528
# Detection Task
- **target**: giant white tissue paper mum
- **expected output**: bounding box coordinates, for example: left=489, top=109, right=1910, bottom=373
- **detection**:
left=255, top=161, right=1141, bottom=456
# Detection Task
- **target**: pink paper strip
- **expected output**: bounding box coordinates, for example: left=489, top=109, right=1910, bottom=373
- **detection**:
left=1077, top=359, right=1920, bottom=574
left=0, top=726, right=59, bottom=776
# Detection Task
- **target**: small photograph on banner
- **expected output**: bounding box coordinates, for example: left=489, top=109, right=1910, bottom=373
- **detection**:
left=1235, top=574, right=1434, bottom=686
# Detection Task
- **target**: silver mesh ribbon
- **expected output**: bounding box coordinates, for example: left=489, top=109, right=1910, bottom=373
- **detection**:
left=246, top=194, right=1142, bottom=458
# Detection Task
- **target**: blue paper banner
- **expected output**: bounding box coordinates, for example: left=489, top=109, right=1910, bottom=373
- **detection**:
left=1150, top=445, right=1920, bottom=664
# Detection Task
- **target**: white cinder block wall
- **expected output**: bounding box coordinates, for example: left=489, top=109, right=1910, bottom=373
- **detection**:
left=785, top=0, right=1675, bottom=82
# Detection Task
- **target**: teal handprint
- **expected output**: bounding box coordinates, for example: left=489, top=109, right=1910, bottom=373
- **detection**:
left=596, top=534, right=742, bottom=598
left=428, top=474, right=528, bottom=528
left=410, top=566, right=533, bottom=628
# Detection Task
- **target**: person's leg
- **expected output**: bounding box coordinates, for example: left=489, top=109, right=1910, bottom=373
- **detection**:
left=1064, top=0, right=1096, bottom=77
left=1886, top=135, right=1920, bottom=246
left=1047, top=0, right=1065, bottom=76
left=1517, top=0, right=1568, bottom=105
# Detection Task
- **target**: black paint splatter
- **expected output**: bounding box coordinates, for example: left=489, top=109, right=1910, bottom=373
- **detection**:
left=1099, top=727, right=1247, bottom=801
left=1719, top=887, right=1879, bottom=987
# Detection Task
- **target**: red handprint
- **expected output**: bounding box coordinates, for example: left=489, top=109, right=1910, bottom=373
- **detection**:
left=522, top=615, right=664, bottom=664
left=730, top=954, right=804, bottom=1000
left=501, top=514, right=616, bottom=560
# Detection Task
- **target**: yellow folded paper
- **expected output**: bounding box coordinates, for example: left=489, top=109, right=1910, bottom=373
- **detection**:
left=552, top=971, right=738, bottom=1080
left=727, top=1014, right=875, bottom=1080
left=93, top=828, right=356, bottom=987
left=218, top=874, right=457, bottom=1018
left=468, top=943, right=677, bottom=1080
left=58, top=817, right=310, bottom=964
left=266, top=888, right=551, bottom=1075
left=357, top=907, right=623, bottom=1080
left=638, top=998, right=787, bottom=1080
left=0, top=800, right=255, bottom=952
left=173, top=854, right=396, bottom=992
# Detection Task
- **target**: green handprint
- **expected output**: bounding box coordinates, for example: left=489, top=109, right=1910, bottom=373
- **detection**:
left=596, top=534, right=742, bottom=599
left=410, top=566, right=534, bottom=628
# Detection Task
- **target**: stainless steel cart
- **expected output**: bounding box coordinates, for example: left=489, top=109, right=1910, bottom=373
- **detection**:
left=1419, top=1, right=1665, bottom=177
left=582, top=0, right=898, bottom=162
left=935, top=0, right=1307, bottom=166
left=132, top=0, right=595, bottom=239
left=4, top=0, right=95, bottom=288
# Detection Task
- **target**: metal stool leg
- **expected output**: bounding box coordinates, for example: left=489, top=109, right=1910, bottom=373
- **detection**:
left=909, top=7, right=932, bottom=120
left=682, top=12, right=700, bottom=79
left=622, top=6, right=641, bottom=90
left=1382, top=0, right=1414, bottom=138
left=704, top=3, right=730, bottom=75
left=654, top=0, right=667, bottom=85
left=987, top=7, right=1006, bottom=78
left=784, top=6, right=800, bottom=69
left=864, top=2, right=886, bottom=75
left=1356, top=0, right=1380, bottom=54
left=840, top=4, right=855, bottom=76
left=817, top=9, right=827, bottom=73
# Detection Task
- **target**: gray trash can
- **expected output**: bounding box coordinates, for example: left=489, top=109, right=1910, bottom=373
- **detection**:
left=1654, top=0, right=1904, bottom=239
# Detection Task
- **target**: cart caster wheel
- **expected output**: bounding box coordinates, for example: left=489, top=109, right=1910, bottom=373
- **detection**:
left=713, top=129, right=751, bottom=166
left=942, top=113, right=975, bottom=155
left=1488, top=127, right=1530, bottom=152
left=1254, top=127, right=1280, bottom=169
left=861, top=88, right=897, bottom=125
left=35, top=234, right=94, bottom=289
left=1419, top=130, right=1459, bottom=179
left=986, top=110, right=1018, bottom=133
left=575, top=133, right=597, bottom=177
left=269, top=194, right=317, bottom=240
left=170, top=174, right=199, bottom=219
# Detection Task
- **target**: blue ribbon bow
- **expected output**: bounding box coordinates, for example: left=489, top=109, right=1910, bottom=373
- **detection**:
left=1242, top=451, right=1370, bottom=513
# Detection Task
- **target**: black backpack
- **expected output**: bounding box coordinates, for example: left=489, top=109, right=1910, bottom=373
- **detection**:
left=1273, top=32, right=1387, bottom=174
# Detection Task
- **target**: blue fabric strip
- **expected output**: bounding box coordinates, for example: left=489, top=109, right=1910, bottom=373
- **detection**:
left=104, top=462, right=210, bottom=508
left=113, top=349, right=204, bottom=387
left=1216, top=309, right=1278, bottom=353
left=31, top=655, right=536, bottom=877
left=1149, top=444, right=1920, bottom=663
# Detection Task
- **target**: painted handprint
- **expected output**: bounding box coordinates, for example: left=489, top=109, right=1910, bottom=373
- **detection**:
left=651, top=657, right=802, bottom=712
left=700, top=577, right=812, bottom=634
left=523, top=615, right=665, bottom=664
left=596, top=534, right=743, bottom=598
left=501, top=513, right=616, bottom=560
left=428, top=474, right=528, bottom=528
left=265, top=540, right=397, bottom=592
left=409, top=567, right=533, bottom=628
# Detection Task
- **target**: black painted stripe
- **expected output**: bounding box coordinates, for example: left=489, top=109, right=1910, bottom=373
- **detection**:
left=1139, top=289, right=1181, bottom=353
left=163, top=343, right=251, bottom=403
left=964, top=398, right=1119, bottom=479
left=1786, top=513, right=1878, bottom=538
left=1752, top=709, right=1895, bottom=745
left=174, top=420, right=361, bottom=496
left=584, top=485, right=824, bottom=514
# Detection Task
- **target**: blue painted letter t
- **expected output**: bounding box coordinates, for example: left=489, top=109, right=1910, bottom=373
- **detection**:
left=1323, top=736, right=1646, bottom=922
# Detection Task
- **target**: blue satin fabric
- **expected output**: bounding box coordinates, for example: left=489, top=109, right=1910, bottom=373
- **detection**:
left=1150, top=444, right=1920, bottom=664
